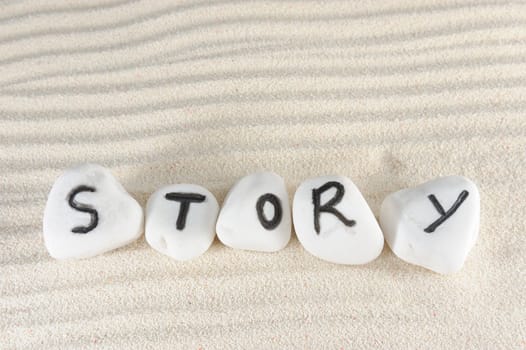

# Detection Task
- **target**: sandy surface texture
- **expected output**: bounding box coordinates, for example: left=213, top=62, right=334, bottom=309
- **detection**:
left=1, top=0, right=525, bottom=348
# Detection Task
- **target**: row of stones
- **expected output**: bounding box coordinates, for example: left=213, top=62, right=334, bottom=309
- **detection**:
left=43, top=164, right=480, bottom=274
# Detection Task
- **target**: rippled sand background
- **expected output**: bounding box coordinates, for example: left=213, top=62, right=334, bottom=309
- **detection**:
left=1, top=1, right=525, bottom=348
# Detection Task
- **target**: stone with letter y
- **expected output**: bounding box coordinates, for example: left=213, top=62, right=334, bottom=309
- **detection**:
left=380, top=176, right=480, bottom=274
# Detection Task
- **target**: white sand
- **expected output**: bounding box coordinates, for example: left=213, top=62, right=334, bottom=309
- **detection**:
left=1, top=0, right=525, bottom=348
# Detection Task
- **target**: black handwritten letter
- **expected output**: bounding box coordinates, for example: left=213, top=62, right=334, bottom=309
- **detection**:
left=165, top=192, right=206, bottom=230
left=256, top=193, right=283, bottom=230
left=424, top=190, right=469, bottom=233
left=312, top=181, right=356, bottom=234
left=68, top=185, right=98, bottom=234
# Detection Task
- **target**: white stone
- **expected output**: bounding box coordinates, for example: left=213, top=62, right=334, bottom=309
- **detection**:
left=292, top=175, right=384, bottom=265
left=43, top=163, right=143, bottom=260
left=216, top=172, right=291, bottom=252
left=380, top=176, right=480, bottom=274
left=145, top=184, right=219, bottom=261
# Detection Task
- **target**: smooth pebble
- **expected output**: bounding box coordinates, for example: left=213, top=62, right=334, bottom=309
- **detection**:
left=146, top=184, right=219, bottom=261
left=379, top=176, right=480, bottom=274
left=216, top=171, right=291, bottom=252
left=292, top=175, right=384, bottom=264
left=43, top=163, right=143, bottom=260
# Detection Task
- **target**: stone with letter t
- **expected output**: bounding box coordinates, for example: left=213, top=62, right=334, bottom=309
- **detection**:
left=145, top=184, right=219, bottom=261
left=380, top=176, right=480, bottom=274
